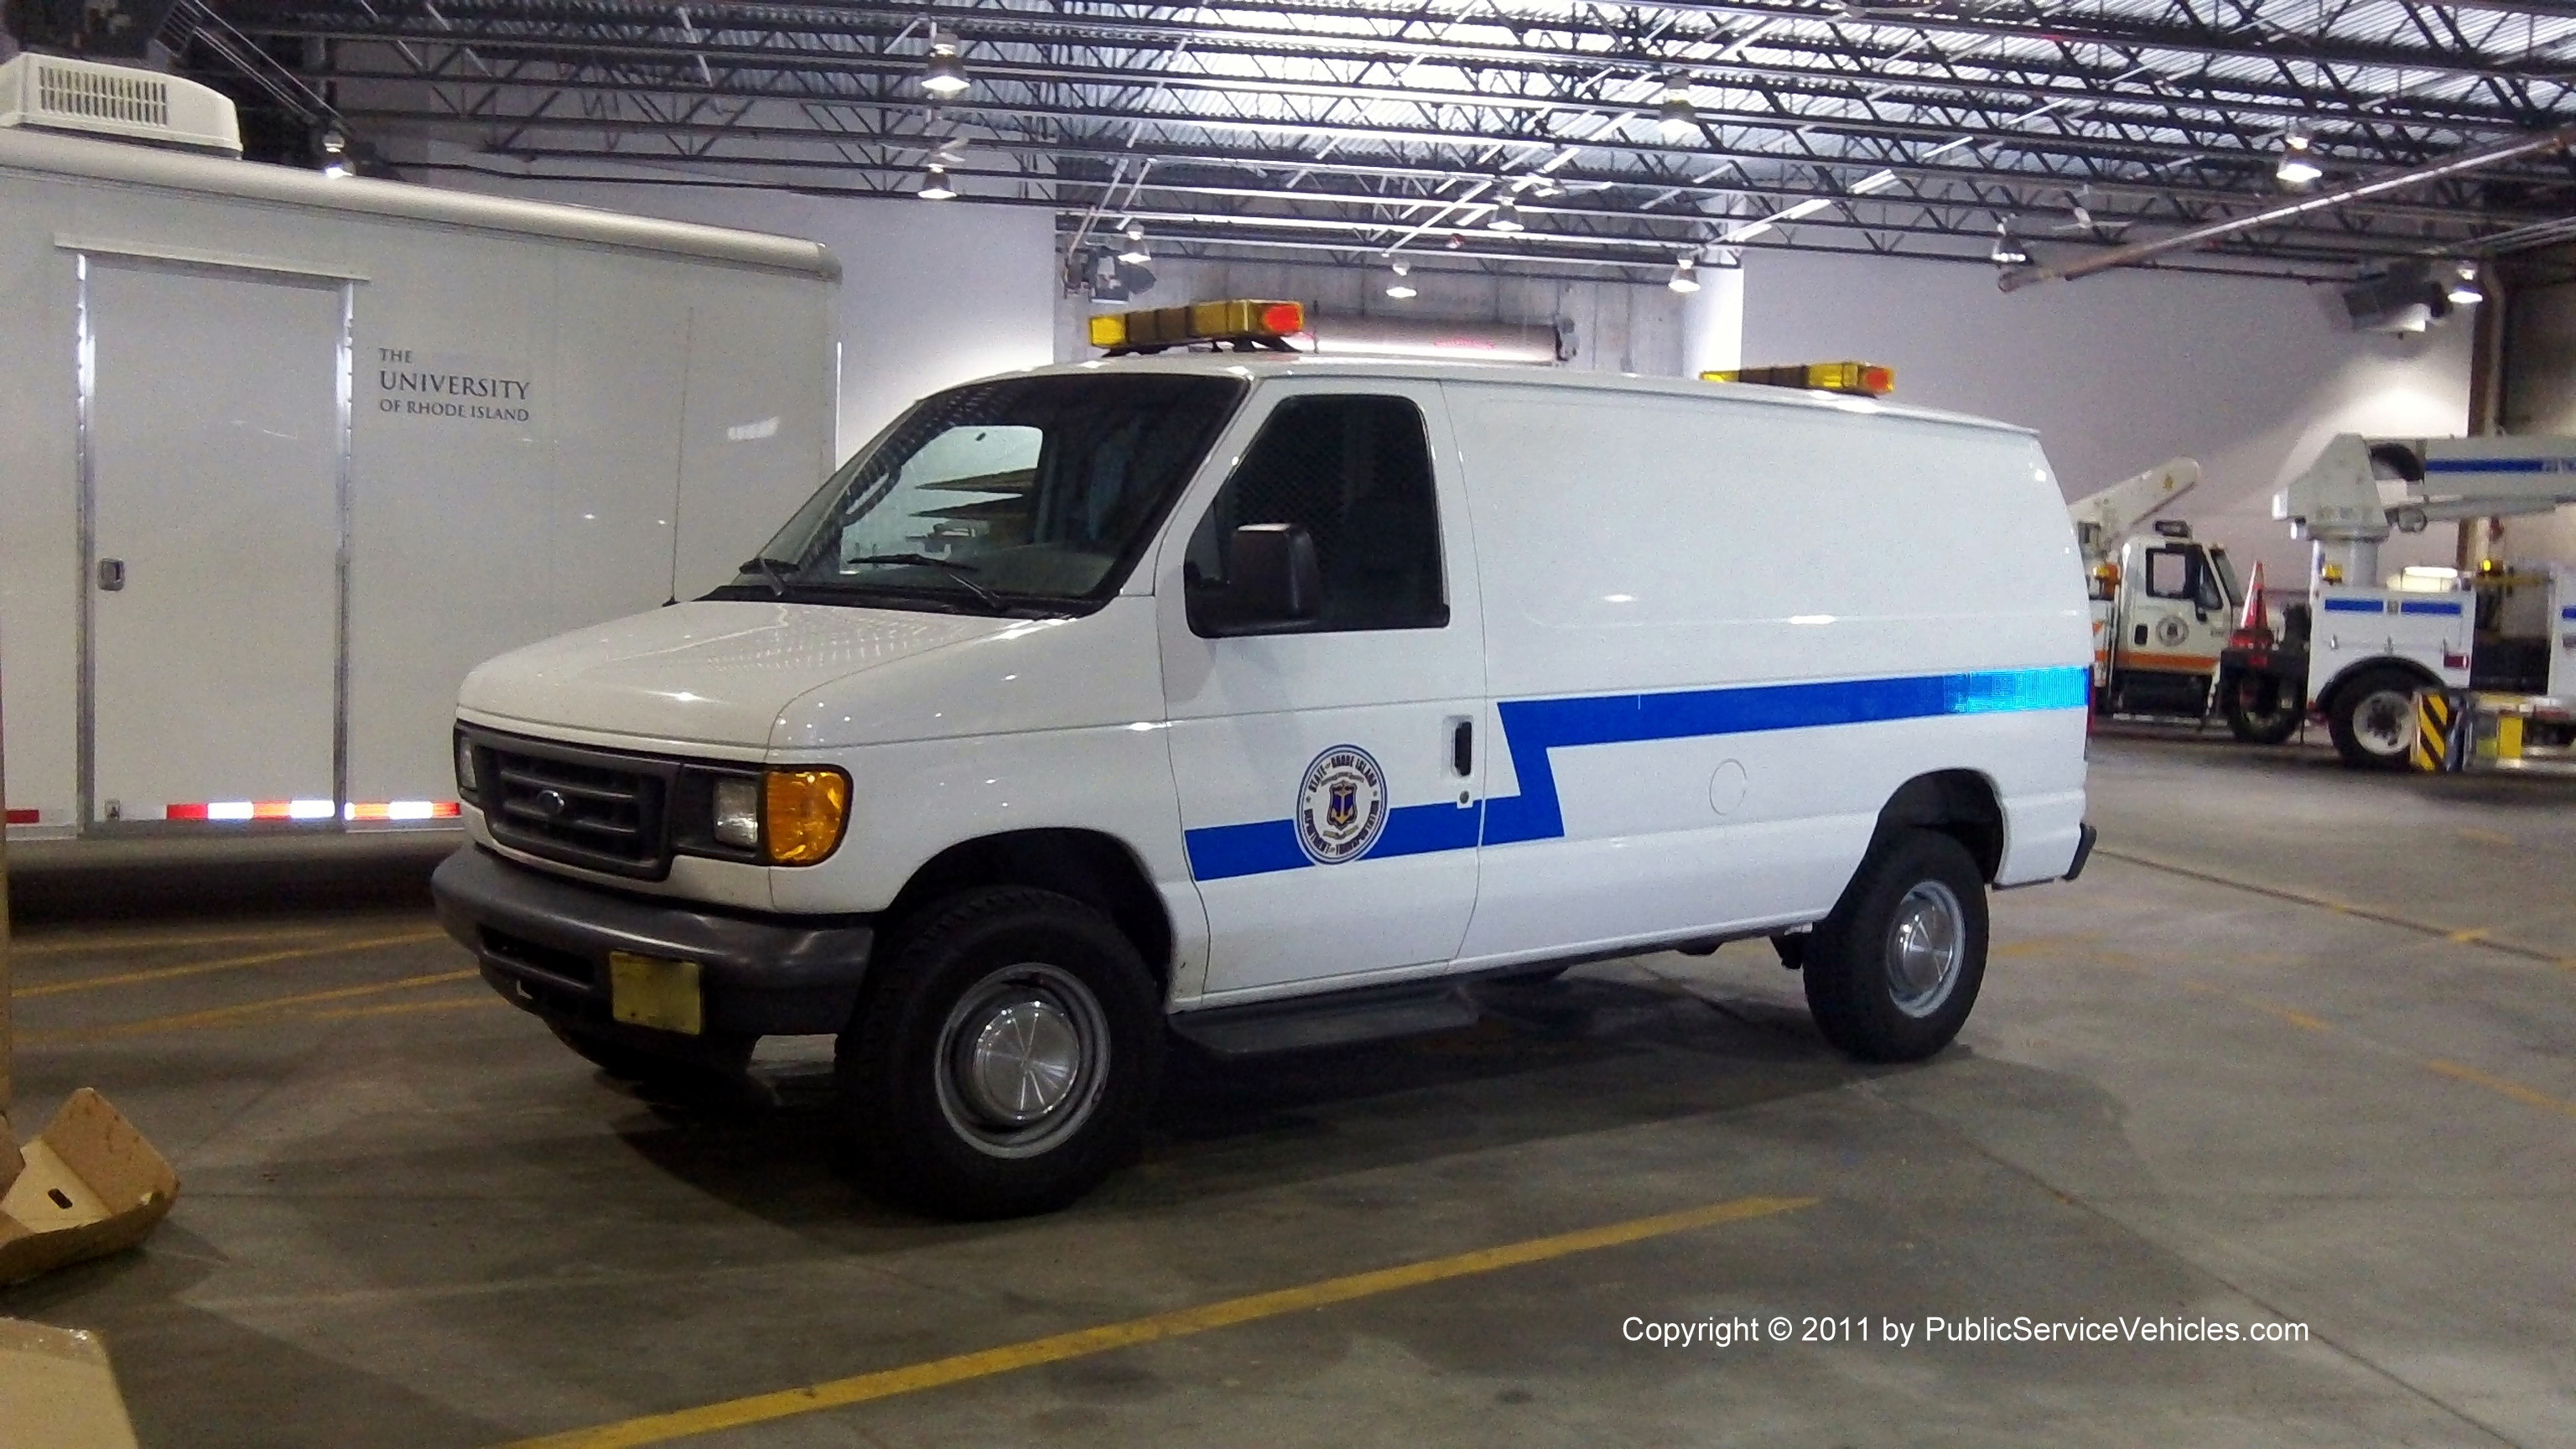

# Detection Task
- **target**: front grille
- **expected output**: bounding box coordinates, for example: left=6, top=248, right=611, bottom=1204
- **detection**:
left=480, top=927, right=596, bottom=990
left=468, top=730, right=675, bottom=879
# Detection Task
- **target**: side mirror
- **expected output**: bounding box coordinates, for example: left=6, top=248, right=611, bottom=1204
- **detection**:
left=1221, top=522, right=1322, bottom=631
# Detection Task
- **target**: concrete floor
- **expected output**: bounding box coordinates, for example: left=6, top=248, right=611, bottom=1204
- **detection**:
left=3, top=732, right=2571, bottom=1447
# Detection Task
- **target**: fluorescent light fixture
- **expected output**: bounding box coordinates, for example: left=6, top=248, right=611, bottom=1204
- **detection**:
left=1849, top=169, right=1899, bottom=195
left=918, top=164, right=957, bottom=200
left=1721, top=218, right=1775, bottom=243
left=2276, top=130, right=2322, bottom=186
left=1779, top=197, right=1832, bottom=221
left=922, top=30, right=969, bottom=96
left=1488, top=194, right=1525, bottom=232
left=2448, top=261, right=2484, bottom=306
left=1385, top=257, right=1416, bottom=299
left=1667, top=256, right=1701, bottom=293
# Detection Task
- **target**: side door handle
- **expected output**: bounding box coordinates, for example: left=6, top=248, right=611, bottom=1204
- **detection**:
left=1451, top=718, right=1473, bottom=776
left=97, top=558, right=127, bottom=591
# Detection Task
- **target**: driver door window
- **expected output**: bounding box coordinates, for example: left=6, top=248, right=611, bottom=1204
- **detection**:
left=1184, top=394, right=1447, bottom=635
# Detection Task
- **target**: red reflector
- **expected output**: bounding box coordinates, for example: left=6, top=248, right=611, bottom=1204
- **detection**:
left=165, top=802, right=210, bottom=821
left=4, top=808, right=38, bottom=825
left=1261, top=302, right=1305, bottom=335
left=1861, top=366, right=1895, bottom=394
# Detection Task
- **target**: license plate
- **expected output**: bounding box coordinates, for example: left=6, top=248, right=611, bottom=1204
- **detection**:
left=607, top=953, right=704, bottom=1036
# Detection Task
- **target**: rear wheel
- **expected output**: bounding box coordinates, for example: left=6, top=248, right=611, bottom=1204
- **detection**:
left=1803, top=830, right=1988, bottom=1062
left=838, top=887, right=1162, bottom=1219
left=2223, top=673, right=2304, bottom=745
left=2326, top=667, right=2420, bottom=771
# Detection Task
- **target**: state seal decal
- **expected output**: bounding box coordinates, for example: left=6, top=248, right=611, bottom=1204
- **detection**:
left=1295, top=744, right=1388, bottom=865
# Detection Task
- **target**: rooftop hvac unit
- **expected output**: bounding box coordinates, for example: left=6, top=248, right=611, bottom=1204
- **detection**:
left=0, top=54, right=242, bottom=157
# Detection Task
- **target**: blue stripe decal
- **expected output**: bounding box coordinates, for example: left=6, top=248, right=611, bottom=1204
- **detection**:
left=1180, top=665, right=2087, bottom=880
left=2425, top=457, right=2559, bottom=474
left=2398, top=599, right=2464, bottom=616
left=2322, top=597, right=2386, bottom=614
left=2563, top=606, right=2576, bottom=621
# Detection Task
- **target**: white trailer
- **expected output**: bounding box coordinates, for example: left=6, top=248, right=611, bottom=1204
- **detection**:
left=0, top=60, right=839, bottom=841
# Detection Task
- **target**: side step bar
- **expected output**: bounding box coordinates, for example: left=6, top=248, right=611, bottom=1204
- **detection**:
left=1168, top=983, right=1480, bottom=1059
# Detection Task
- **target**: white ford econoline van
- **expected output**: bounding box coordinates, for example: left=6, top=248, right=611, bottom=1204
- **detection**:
left=434, top=304, right=2096, bottom=1218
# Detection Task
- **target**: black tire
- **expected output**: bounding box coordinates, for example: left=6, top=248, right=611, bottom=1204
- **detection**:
left=547, top=1021, right=751, bottom=1093
left=2223, top=673, right=2304, bottom=745
left=1803, top=830, right=1988, bottom=1063
left=838, top=886, right=1163, bottom=1219
left=2325, top=666, right=2421, bottom=771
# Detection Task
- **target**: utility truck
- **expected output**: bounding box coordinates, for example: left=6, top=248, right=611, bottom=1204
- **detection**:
left=2222, top=434, right=2576, bottom=768
left=0, top=54, right=839, bottom=843
left=2067, top=459, right=2266, bottom=729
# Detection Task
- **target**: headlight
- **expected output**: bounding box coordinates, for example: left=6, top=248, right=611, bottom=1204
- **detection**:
left=711, top=777, right=761, bottom=849
left=764, top=768, right=850, bottom=865
left=454, top=732, right=479, bottom=797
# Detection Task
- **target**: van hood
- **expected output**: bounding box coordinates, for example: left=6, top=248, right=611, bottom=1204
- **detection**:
left=458, top=600, right=1021, bottom=749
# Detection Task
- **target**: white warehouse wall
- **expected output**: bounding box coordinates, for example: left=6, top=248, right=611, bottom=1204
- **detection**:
left=1742, top=249, right=2476, bottom=585
left=1057, top=255, right=1690, bottom=376
left=417, top=157, right=1057, bottom=458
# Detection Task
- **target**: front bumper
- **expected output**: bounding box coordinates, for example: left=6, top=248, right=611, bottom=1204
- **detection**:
left=431, top=846, right=874, bottom=1041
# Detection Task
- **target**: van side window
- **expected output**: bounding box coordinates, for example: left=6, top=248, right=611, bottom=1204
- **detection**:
left=2143, top=548, right=2195, bottom=601
left=1185, top=395, right=1448, bottom=635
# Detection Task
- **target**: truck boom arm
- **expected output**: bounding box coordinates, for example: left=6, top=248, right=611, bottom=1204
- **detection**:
left=2275, top=434, right=2576, bottom=543
left=2066, top=457, right=2201, bottom=564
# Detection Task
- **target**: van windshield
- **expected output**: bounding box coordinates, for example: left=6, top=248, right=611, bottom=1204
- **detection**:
left=721, top=373, right=1244, bottom=614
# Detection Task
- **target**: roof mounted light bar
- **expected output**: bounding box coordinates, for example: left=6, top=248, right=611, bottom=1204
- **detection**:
left=1090, top=299, right=1307, bottom=355
left=1703, top=361, right=1895, bottom=397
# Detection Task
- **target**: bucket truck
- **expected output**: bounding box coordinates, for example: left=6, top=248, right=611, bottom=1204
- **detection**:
left=2221, top=434, right=2576, bottom=769
left=2069, top=459, right=2252, bottom=722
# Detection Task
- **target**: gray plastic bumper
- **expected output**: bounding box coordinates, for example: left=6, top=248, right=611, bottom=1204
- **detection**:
left=430, top=847, right=873, bottom=1039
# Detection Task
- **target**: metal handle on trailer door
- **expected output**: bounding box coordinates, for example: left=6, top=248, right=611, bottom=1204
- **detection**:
left=96, top=558, right=125, bottom=592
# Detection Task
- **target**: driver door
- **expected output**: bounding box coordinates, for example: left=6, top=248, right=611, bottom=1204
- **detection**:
left=1154, top=382, right=1487, bottom=999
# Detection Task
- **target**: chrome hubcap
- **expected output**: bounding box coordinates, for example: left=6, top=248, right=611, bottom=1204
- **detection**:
left=936, top=963, right=1109, bottom=1158
left=2354, top=689, right=2413, bottom=756
left=1886, top=880, right=1966, bottom=1019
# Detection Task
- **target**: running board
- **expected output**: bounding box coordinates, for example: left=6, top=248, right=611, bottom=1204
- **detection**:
left=1167, top=984, right=1480, bottom=1058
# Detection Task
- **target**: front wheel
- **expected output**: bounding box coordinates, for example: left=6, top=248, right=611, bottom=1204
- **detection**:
left=2326, top=667, right=2420, bottom=771
left=838, top=887, right=1163, bottom=1219
left=2223, top=673, right=2304, bottom=745
left=1803, top=830, right=1988, bottom=1063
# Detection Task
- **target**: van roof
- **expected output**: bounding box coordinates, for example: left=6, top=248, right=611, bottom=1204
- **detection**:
left=1005, top=351, right=2034, bottom=438
left=0, top=127, right=839, bottom=282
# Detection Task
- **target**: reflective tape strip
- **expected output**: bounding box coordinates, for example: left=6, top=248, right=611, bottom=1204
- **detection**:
left=2398, top=599, right=2464, bottom=616
left=2322, top=597, right=2386, bottom=614
left=4, top=808, right=39, bottom=825
left=159, top=800, right=459, bottom=823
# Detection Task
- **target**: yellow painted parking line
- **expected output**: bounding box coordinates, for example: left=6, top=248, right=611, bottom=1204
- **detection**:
left=15, top=931, right=447, bottom=998
left=20, top=969, right=481, bottom=1045
left=497, top=1194, right=1819, bottom=1449
left=2423, top=1060, right=2576, bottom=1120
left=307, top=995, right=506, bottom=1022
left=9, top=926, right=349, bottom=957
left=2098, top=848, right=2564, bottom=969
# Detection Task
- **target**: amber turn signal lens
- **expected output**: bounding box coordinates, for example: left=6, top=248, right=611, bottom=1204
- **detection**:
left=763, top=767, right=850, bottom=865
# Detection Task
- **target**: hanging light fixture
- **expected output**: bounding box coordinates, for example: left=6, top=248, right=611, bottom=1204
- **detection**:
left=1667, top=256, right=1701, bottom=293
left=319, top=127, right=351, bottom=179
left=2276, top=129, right=2322, bottom=186
left=1118, top=224, right=1151, bottom=265
left=1656, top=75, right=1697, bottom=141
left=1488, top=193, right=1525, bottom=232
left=2449, top=261, right=2485, bottom=306
left=1384, top=258, right=1417, bottom=299
left=917, top=164, right=957, bottom=200
left=921, top=29, right=969, bottom=97
left=1990, top=221, right=2029, bottom=267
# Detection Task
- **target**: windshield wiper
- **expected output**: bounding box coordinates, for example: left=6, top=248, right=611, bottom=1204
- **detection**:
left=845, top=553, right=1007, bottom=610
left=738, top=555, right=797, bottom=597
